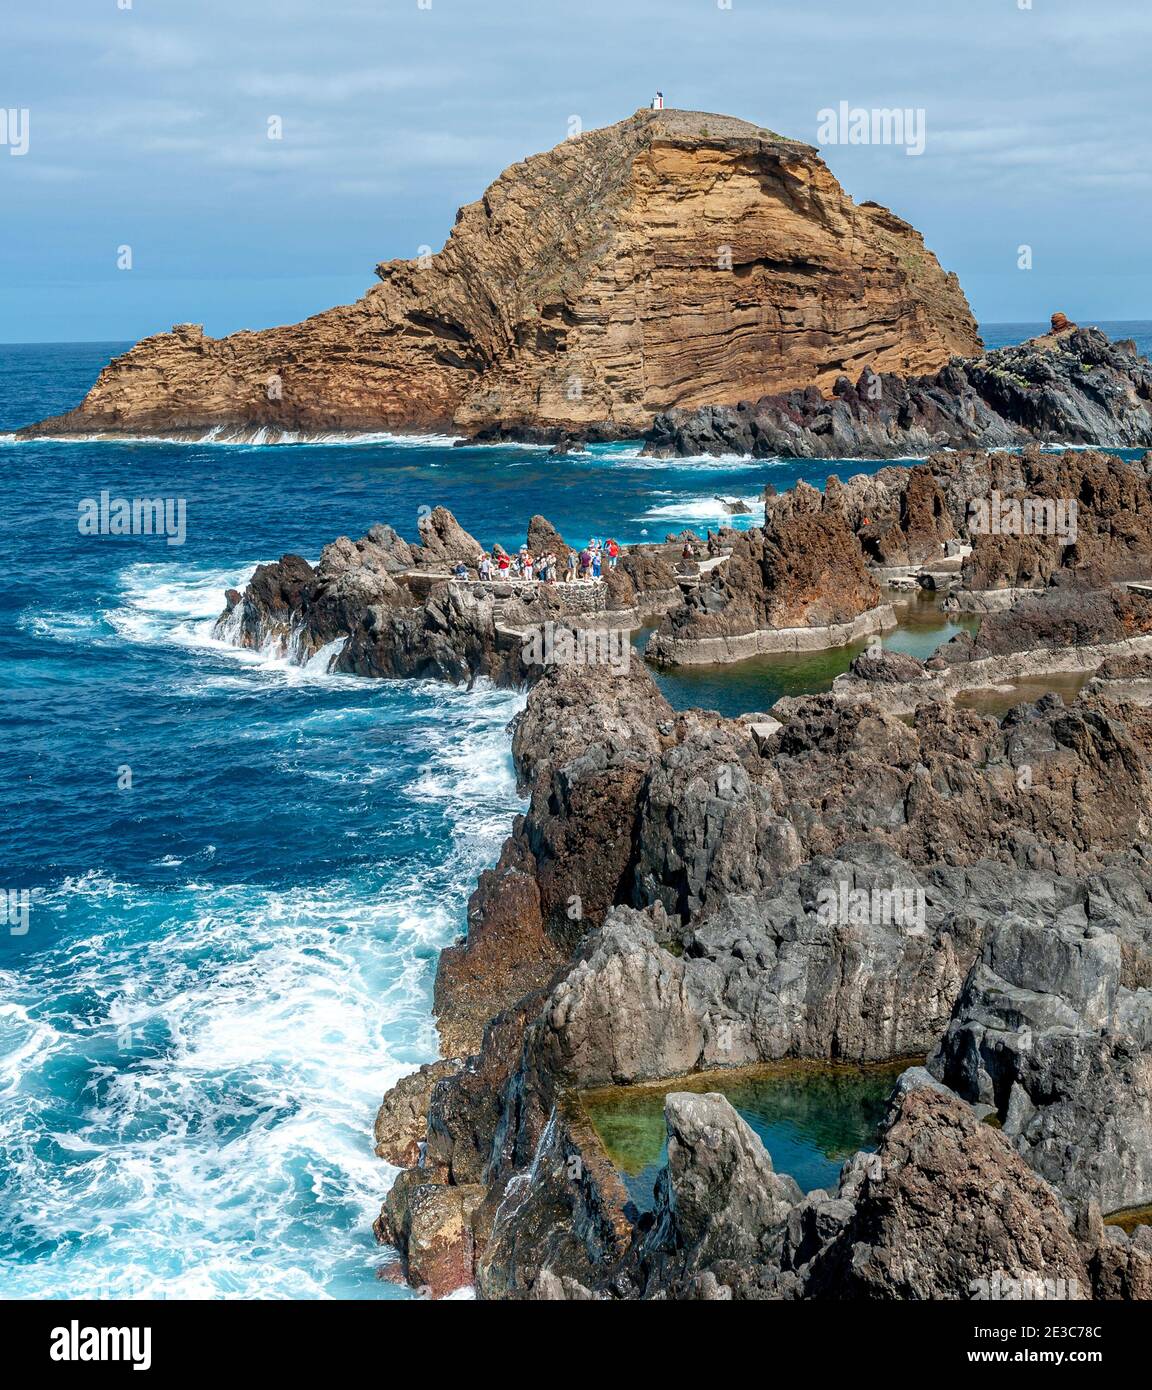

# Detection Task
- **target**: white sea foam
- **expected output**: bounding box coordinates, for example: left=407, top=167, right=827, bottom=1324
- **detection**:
left=106, top=560, right=354, bottom=686
left=0, top=695, right=525, bottom=1300
left=105, top=560, right=370, bottom=688
left=641, top=493, right=763, bottom=523
left=3, top=544, right=527, bottom=1298
left=18, top=609, right=106, bottom=644
left=0, top=427, right=464, bottom=448
left=600, top=450, right=766, bottom=470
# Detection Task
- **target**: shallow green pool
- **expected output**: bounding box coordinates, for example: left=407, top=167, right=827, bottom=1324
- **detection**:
left=581, top=1063, right=907, bottom=1212
left=639, top=594, right=978, bottom=718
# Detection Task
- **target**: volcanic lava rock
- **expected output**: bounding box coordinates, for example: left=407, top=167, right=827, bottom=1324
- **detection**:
left=645, top=327, right=1152, bottom=459
left=629, top=1092, right=804, bottom=1299
left=930, top=918, right=1152, bottom=1213
left=648, top=483, right=884, bottom=662
left=800, top=1078, right=1090, bottom=1300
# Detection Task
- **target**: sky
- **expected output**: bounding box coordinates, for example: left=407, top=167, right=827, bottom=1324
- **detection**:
left=1, top=0, right=1149, bottom=342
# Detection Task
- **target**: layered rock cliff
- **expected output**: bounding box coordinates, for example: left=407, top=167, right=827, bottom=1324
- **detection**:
left=19, top=109, right=978, bottom=442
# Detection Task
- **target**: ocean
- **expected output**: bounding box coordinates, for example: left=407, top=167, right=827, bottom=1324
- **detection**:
left=1, top=321, right=1148, bottom=1299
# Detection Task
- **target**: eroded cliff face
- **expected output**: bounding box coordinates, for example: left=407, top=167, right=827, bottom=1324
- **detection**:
left=21, top=109, right=979, bottom=441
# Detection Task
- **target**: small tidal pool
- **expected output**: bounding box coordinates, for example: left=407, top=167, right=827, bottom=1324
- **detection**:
left=580, top=1062, right=908, bottom=1212
left=639, top=594, right=979, bottom=718
left=954, top=671, right=1091, bottom=717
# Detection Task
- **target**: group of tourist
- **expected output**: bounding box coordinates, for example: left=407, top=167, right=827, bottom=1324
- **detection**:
left=452, top=538, right=621, bottom=584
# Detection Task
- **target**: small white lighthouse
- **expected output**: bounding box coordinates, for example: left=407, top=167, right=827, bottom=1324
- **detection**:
left=651, top=91, right=665, bottom=111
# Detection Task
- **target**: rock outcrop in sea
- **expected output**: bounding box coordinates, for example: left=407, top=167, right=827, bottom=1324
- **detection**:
left=19, top=109, right=978, bottom=443
left=645, top=321, right=1152, bottom=459
left=212, top=446, right=1152, bottom=1300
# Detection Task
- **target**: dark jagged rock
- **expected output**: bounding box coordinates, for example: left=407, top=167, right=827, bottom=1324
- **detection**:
left=416, top=506, right=485, bottom=568
left=481, top=1072, right=1100, bottom=1300
left=629, top=1092, right=803, bottom=1299
left=214, top=507, right=684, bottom=688
left=848, top=649, right=928, bottom=684
left=433, top=834, right=561, bottom=1060
left=1084, top=1203, right=1152, bottom=1299
left=800, top=1078, right=1090, bottom=1300
left=814, top=446, right=1152, bottom=585
left=380, top=675, right=1152, bottom=1296
left=825, top=464, right=959, bottom=568
left=525, top=515, right=571, bottom=564
left=212, top=473, right=1152, bottom=1300
left=522, top=846, right=1152, bottom=1083
left=433, top=661, right=674, bottom=1056
left=644, top=327, right=1152, bottom=460
left=930, top=918, right=1152, bottom=1214
left=936, top=583, right=1152, bottom=666
left=475, top=1104, right=632, bottom=1300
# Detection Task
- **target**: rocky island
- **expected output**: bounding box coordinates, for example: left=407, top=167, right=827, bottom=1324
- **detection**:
left=212, top=444, right=1152, bottom=1301
left=19, top=110, right=1152, bottom=468
left=19, top=109, right=979, bottom=443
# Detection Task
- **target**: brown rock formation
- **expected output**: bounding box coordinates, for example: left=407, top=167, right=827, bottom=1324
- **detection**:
left=375, top=1170, right=484, bottom=1299
left=374, top=1059, right=462, bottom=1167
left=803, top=1083, right=1091, bottom=1300
left=21, top=109, right=978, bottom=442
left=648, top=482, right=884, bottom=659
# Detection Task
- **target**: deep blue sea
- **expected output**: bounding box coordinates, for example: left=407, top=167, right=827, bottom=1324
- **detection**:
left=2, top=321, right=1149, bottom=1299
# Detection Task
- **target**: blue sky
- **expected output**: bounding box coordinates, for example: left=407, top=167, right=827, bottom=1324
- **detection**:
left=1, top=0, right=1149, bottom=342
